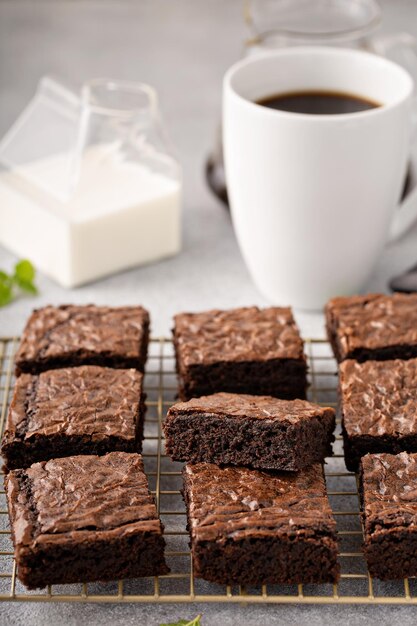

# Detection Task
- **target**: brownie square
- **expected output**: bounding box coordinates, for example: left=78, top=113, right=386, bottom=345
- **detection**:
left=183, top=462, right=339, bottom=585
left=340, top=358, right=417, bottom=472
left=326, top=293, right=417, bottom=363
left=5, top=452, right=169, bottom=589
left=1, top=365, right=145, bottom=470
left=360, top=452, right=417, bottom=580
left=165, top=392, right=335, bottom=471
left=173, top=307, right=307, bottom=400
left=14, top=304, right=150, bottom=376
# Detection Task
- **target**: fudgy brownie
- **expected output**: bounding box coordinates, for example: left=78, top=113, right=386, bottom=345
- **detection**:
left=165, top=392, right=335, bottom=471
left=360, top=452, right=417, bottom=580
left=1, top=365, right=145, bottom=470
left=14, top=304, right=150, bottom=376
left=340, top=358, right=417, bottom=472
left=326, top=293, right=417, bottom=362
left=183, top=462, right=339, bottom=585
left=173, top=307, right=307, bottom=400
left=5, top=452, right=169, bottom=589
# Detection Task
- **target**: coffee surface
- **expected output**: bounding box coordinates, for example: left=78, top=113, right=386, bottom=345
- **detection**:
left=257, top=90, right=380, bottom=115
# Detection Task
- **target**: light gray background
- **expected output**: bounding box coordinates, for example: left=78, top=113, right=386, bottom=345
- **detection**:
left=1, top=1, right=417, bottom=624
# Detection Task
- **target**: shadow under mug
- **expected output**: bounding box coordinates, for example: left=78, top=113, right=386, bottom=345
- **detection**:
left=223, top=46, right=416, bottom=309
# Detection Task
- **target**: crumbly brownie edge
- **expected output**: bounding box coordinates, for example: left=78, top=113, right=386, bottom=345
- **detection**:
left=325, top=304, right=344, bottom=362
left=165, top=411, right=334, bottom=471
left=2, top=433, right=141, bottom=472
left=336, top=344, right=417, bottom=364
left=362, top=527, right=417, bottom=580
left=138, top=313, right=150, bottom=371
left=15, top=353, right=146, bottom=377
left=1, top=374, right=34, bottom=462
left=342, top=422, right=417, bottom=473
left=5, top=469, right=37, bottom=549
left=175, top=358, right=307, bottom=401
left=18, top=526, right=169, bottom=589
left=191, top=534, right=339, bottom=585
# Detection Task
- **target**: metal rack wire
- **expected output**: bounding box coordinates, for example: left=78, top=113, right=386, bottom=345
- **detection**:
left=0, top=335, right=416, bottom=604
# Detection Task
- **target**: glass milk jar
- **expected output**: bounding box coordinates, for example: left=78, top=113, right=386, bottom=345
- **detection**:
left=206, top=0, right=417, bottom=206
left=0, top=78, right=181, bottom=287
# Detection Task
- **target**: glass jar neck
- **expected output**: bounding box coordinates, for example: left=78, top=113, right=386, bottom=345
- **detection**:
left=244, top=0, right=381, bottom=49
left=81, top=79, right=157, bottom=121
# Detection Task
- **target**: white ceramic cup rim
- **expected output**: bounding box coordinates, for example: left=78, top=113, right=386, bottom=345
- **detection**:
left=224, top=46, right=414, bottom=122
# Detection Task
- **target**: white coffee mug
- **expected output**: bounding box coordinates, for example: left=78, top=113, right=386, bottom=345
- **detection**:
left=223, top=47, right=416, bottom=309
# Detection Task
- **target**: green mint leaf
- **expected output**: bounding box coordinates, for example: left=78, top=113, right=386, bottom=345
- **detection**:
left=0, top=282, right=13, bottom=307
left=12, top=259, right=38, bottom=295
left=14, top=259, right=36, bottom=283
left=0, top=259, right=38, bottom=306
left=160, top=617, right=202, bottom=626
left=16, top=279, right=38, bottom=295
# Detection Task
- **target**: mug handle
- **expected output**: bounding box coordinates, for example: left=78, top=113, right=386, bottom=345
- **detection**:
left=368, top=33, right=417, bottom=241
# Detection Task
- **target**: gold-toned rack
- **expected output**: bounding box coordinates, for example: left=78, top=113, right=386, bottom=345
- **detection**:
left=0, top=336, right=416, bottom=604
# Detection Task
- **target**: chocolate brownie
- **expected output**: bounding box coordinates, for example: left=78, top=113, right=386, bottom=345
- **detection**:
left=5, top=452, right=169, bottom=589
left=360, top=452, right=417, bottom=580
left=183, top=462, right=339, bottom=585
left=165, top=392, right=335, bottom=471
left=14, top=304, right=150, bottom=376
left=340, top=358, right=417, bottom=472
left=326, top=293, right=417, bottom=362
left=1, top=365, right=145, bottom=470
left=173, top=307, right=307, bottom=401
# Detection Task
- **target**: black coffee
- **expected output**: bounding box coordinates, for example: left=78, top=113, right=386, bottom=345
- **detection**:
left=257, top=90, right=380, bottom=115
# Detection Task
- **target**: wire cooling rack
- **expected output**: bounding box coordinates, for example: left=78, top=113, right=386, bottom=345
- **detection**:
left=0, top=336, right=417, bottom=604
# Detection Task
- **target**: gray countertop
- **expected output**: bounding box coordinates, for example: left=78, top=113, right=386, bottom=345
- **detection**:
left=2, top=1, right=417, bottom=624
